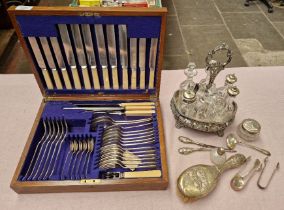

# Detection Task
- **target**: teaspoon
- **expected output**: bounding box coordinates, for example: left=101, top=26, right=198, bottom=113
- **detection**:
left=230, top=159, right=262, bottom=191
left=226, top=133, right=271, bottom=156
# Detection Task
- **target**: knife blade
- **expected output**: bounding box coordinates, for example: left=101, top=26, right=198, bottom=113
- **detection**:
left=28, top=37, right=54, bottom=89
left=118, top=25, right=128, bottom=89
left=95, top=24, right=110, bottom=89
left=50, top=37, right=72, bottom=89
left=81, top=24, right=100, bottom=90
left=139, top=38, right=146, bottom=89
left=106, top=25, right=119, bottom=89
left=149, top=38, right=158, bottom=89
left=58, top=24, right=81, bottom=89
left=39, top=37, right=63, bottom=90
left=130, top=38, right=137, bottom=89
left=70, top=24, right=91, bottom=90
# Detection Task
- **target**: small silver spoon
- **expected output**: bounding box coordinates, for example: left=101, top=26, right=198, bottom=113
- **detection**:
left=226, top=133, right=271, bottom=156
left=231, top=159, right=262, bottom=191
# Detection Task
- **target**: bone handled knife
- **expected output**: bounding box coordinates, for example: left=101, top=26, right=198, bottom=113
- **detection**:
left=139, top=38, right=146, bottom=89
left=28, top=37, right=54, bottom=89
left=106, top=25, right=119, bottom=89
left=50, top=37, right=72, bottom=89
left=130, top=38, right=137, bottom=89
left=39, top=37, right=63, bottom=89
left=95, top=25, right=110, bottom=89
left=149, top=38, right=158, bottom=89
left=58, top=24, right=81, bottom=89
left=71, top=24, right=91, bottom=90
left=81, top=24, right=100, bottom=90
left=118, top=25, right=128, bottom=89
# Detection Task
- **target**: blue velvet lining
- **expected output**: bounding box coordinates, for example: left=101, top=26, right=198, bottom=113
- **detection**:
left=17, top=16, right=161, bottom=38
left=16, top=14, right=161, bottom=95
left=18, top=100, right=162, bottom=181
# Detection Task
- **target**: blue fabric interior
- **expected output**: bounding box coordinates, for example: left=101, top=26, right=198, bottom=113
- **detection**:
left=16, top=15, right=162, bottom=94
left=18, top=100, right=162, bottom=181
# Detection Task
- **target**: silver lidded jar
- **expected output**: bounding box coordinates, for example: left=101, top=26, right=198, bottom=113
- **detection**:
left=237, top=119, right=261, bottom=142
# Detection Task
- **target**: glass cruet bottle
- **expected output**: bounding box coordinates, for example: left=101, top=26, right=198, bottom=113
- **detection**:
left=177, top=62, right=198, bottom=113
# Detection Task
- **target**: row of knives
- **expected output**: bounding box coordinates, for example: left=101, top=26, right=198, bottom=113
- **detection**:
left=28, top=24, right=158, bottom=90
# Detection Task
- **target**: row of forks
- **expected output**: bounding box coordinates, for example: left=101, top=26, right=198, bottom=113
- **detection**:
left=23, top=118, right=68, bottom=181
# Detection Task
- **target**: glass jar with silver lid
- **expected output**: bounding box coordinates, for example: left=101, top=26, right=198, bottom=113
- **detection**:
left=237, top=119, right=261, bottom=142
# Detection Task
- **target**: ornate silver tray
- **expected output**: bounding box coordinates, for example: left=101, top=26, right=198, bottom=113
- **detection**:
left=171, top=91, right=237, bottom=136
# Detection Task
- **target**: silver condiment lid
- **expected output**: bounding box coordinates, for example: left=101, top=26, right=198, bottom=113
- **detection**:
left=226, top=74, right=237, bottom=84
left=183, top=90, right=196, bottom=103
left=241, top=119, right=261, bottom=135
left=227, top=86, right=240, bottom=97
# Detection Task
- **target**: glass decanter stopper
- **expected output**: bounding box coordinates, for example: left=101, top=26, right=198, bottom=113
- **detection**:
left=179, top=62, right=197, bottom=92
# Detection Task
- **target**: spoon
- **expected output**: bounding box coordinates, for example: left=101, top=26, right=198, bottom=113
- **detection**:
left=231, top=158, right=262, bottom=191
left=179, top=136, right=234, bottom=152
left=178, top=147, right=236, bottom=155
left=226, top=133, right=271, bottom=156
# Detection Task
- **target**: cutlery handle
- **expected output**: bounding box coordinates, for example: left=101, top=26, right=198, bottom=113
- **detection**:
left=91, top=66, right=100, bottom=89
left=42, top=68, right=54, bottom=89
left=124, top=105, right=154, bottom=111
left=112, top=66, right=119, bottom=89
left=120, top=102, right=155, bottom=107
left=124, top=170, right=161, bottom=178
left=71, top=66, right=81, bottom=89
left=61, top=68, right=72, bottom=89
left=178, top=147, right=211, bottom=155
left=82, top=66, right=91, bottom=90
left=149, top=68, right=155, bottom=89
left=240, top=142, right=271, bottom=156
left=178, top=136, right=216, bottom=149
left=52, top=69, right=63, bottom=89
left=122, top=66, right=129, bottom=89
left=131, top=69, right=137, bottom=89
left=140, top=68, right=145, bottom=89
left=102, top=66, right=110, bottom=89
left=125, top=110, right=155, bottom=116
left=221, top=154, right=247, bottom=172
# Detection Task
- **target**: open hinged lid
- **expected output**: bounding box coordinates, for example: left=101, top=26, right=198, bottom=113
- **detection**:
left=8, top=6, right=167, bottom=100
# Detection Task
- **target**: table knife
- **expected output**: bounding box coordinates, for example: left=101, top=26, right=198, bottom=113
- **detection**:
left=39, top=37, right=63, bottom=89
left=28, top=37, right=54, bottom=89
left=103, top=170, right=161, bottom=179
left=149, top=38, right=158, bottom=89
left=95, top=25, right=110, bottom=89
left=70, top=24, right=91, bottom=90
left=58, top=24, right=81, bottom=89
left=81, top=24, right=100, bottom=89
left=118, top=25, right=128, bottom=89
left=50, top=37, right=72, bottom=89
left=130, top=38, right=137, bottom=89
left=106, top=25, right=119, bottom=89
left=139, top=38, right=146, bottom=89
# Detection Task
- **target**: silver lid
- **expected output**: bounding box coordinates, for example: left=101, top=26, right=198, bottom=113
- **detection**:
left=227, top=86, right=240, bottom=97
left=183, top=90, right=196, bottom=103
left=226, top=74, right=237, bottom=84
left=242, top=119, right=261, bottom=135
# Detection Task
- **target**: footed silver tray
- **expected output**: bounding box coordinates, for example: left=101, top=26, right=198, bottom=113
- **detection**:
left=170, top=91, right=237, bottom=137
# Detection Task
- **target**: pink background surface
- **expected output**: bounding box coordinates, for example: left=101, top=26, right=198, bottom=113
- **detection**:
left=0, top=66, right=283, bottom=210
